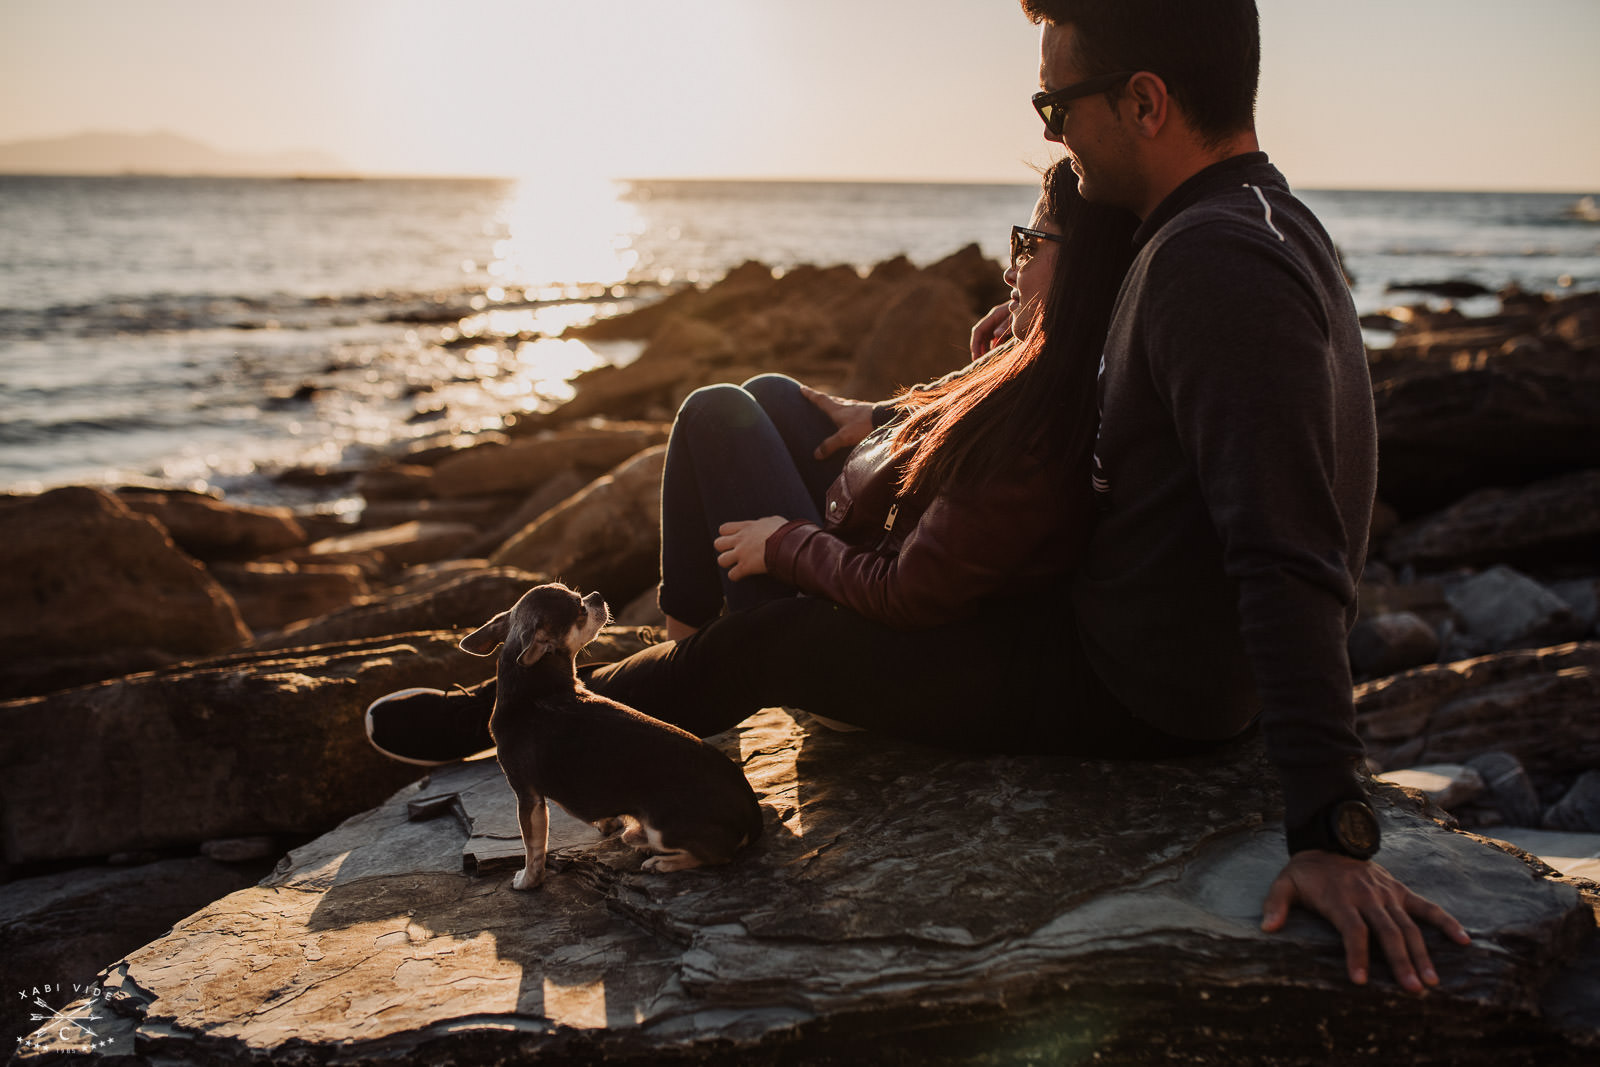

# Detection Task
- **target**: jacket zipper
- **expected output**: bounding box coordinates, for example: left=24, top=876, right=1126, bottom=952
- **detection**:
left=883, top=503, right=899, bottom=532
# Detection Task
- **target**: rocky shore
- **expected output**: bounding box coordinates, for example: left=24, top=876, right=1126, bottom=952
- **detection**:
left=4, top=249, right=1599, bottom=1063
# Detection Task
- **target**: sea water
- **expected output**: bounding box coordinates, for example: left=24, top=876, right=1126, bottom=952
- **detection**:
left=1, top=175, right=1595, bottom=505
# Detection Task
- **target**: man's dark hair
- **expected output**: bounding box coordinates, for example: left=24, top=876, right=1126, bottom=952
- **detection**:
left=1021, top=0, right=1260, bottom=144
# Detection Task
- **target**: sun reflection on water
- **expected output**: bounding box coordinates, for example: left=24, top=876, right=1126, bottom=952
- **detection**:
left=490, top=176, right=641, bottom=292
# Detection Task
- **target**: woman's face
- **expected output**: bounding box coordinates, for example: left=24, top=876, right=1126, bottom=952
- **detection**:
left=1004, top=194, right=1062, bottom=339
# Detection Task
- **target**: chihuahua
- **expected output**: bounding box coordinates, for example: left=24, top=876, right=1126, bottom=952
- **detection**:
left=460, top=582, right=762, bottom=889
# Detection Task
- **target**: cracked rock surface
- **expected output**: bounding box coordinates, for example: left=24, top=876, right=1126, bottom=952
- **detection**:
left=16, top=709, right=1600, bottom=1065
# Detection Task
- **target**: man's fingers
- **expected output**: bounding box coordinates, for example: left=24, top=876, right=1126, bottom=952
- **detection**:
left=1390, top=905, right=1439, bottom=988
left=813, top=429, right=850, bottom=461
left=799, top=384, right=841, bottom=416
left=1364, top=907, right=1423, bottom=993
left=1405, top=891, right=1472, bottom=945
left=715, top=546, right=746, bottom=580
left=1331, top=906, right=1371, bottom=986
left=1259, top=872, right=1295, bottom=932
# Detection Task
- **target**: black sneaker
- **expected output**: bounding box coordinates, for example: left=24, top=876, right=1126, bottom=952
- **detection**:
left=364, top=680, right=498, bottom=766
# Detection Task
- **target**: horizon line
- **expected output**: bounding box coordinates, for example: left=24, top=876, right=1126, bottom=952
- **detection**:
left=1, top=168, right=1596, bottom=197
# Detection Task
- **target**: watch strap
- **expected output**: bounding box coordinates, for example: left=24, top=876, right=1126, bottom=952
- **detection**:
left=1286, top=798, right=1380, bottom=859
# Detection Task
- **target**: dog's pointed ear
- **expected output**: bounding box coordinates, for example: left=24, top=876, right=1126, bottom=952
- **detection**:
left=516, top=637, right=551, bottom=667
left=460, top=611, right=512, bottom=656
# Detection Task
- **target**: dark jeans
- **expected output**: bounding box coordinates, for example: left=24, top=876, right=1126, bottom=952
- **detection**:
left=586, top=593, right=1217, bottom=761
left=658, top=373, right=849, bottom=626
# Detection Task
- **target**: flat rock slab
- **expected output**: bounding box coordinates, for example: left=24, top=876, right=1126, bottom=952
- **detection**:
left=405, top=757, right=603, bottom=873
left=17, top=710, right=1600, bottom=1065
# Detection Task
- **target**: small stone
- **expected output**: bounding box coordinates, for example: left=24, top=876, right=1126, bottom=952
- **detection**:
left=1549, top=577, right=1600, bottom=636
left=1375, top=764, right=1486, bottom=810
left=1348, top=611, right=1440, bottom=676
left=1443, top=565, right=1583, bottom=655
left=1543, top=770, right=1600, bottom=833
left=1465, top=751, right=1544, bottom=827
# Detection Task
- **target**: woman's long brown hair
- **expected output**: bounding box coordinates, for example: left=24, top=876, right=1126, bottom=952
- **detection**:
left=892, top=162, right=1138, bottom=497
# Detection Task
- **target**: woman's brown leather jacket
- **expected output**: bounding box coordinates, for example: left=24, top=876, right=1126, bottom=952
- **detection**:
left=762, top=420, right=1092, bottom=629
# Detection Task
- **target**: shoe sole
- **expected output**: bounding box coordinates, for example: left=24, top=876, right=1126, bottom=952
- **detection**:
left=365, top=688, right=472, bottom=767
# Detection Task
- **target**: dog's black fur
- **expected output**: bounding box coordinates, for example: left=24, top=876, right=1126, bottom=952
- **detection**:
left=461, top=582, right=762, bottom=889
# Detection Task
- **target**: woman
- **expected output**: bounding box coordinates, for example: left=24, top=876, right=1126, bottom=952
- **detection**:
left=366, top=162, right=1143, bottom=764
left=655, top=159, right=1138, bottom=637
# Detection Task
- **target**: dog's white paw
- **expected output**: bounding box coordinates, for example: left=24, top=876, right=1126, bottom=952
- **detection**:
left=642, top=852, right=701, bottom=873
left=511, top=866, right=545, bottom=890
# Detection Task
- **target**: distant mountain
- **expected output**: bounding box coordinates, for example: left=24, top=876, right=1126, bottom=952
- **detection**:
left=0, top=130, right=349, bottom=176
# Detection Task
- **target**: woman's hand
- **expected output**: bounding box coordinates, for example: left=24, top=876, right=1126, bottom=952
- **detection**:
left=970, top=303, right=1013, bottom=358
left=799, top=385, right=875, bottom=461
left=715, top=517, right=789, bottom=580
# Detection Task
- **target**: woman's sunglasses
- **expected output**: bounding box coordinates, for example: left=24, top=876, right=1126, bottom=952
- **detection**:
left=1011, top=225, right=1066, bottom=267
left=1031, top=70, right=1138, bottom=136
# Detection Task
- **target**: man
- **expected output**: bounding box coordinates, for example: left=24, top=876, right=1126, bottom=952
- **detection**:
left=1017, top=0, right=1468, bottom=991
left=367, top=0, right=1467, bottom=994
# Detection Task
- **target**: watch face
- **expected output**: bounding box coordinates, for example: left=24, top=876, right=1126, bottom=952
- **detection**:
left=1334, top=802, right=1380, bottom=857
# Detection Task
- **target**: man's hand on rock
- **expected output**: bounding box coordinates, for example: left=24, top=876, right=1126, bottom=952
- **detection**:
left=715, top=517, right=788, bottom=580
left=970, top=303, right=1013, bottom=359
left=799, top=385, right=875, bottom=461
left=1261, top=850, right=1471, bottom=994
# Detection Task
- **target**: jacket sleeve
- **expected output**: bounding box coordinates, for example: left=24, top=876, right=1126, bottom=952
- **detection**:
left=1144, top=221, right=1370, bottom=832
left=764, top=464, right=1086, bottom=629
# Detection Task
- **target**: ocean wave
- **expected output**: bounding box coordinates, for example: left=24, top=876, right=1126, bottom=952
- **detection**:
left=0, top=282, right=655, bottom=340
left=0, top=411, right=180, bottom=446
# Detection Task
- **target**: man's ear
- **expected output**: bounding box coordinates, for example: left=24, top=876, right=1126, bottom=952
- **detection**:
left=460, top=611, right=511, bottom=656
left=1122, top=71, right=1170, bottom=138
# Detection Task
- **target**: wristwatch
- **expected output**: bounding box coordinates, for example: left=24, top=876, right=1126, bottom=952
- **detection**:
left=1288, top=799, right=1381, bottom=859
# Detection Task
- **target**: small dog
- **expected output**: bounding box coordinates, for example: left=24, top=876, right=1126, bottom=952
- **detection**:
left=460, top=583, right=762, bottom=890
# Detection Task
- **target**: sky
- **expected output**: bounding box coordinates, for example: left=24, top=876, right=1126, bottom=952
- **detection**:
left=1, top=0, right=1597, bottom=191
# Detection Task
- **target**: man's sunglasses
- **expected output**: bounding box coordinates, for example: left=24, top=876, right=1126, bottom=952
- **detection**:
left=1010, top=225, right=1066, bottom=267
left=1031, top=70, right=1138, bottom=135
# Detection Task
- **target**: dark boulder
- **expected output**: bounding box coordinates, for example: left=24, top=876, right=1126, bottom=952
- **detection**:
left=1373, top=370, right=1600, bottom=515
left=0, top=487, right=250, bottom=699
left=253, top=565, right=546, bottom=651
left=1384, top=279, right=1494, bottom=299
left=0, top=631, right=484, bottom=865
left=1383, top=469, right=1600, bottom=570
left=847, top=278, right=973, bottom=400
left=1354, top=641, right=1600, bottom=783
left=114, top=488, right=307, bottom=562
